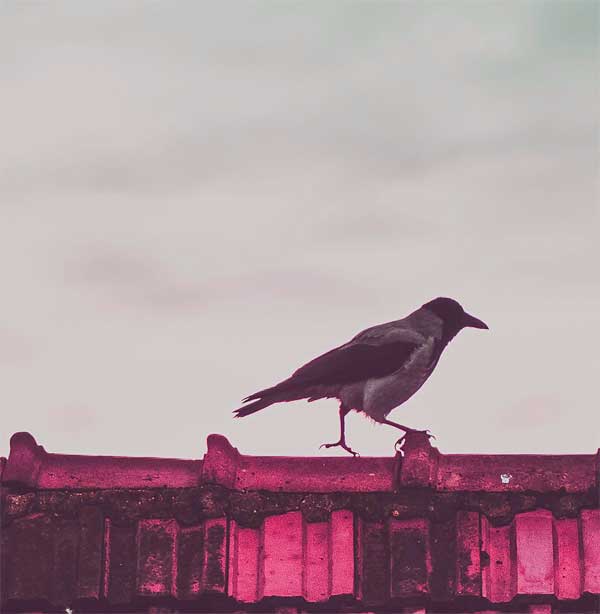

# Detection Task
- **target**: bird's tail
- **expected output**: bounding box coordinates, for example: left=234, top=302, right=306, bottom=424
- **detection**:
left=233, top=396, right=277, bottom=418
left=233, top=379, right=299, bottom=418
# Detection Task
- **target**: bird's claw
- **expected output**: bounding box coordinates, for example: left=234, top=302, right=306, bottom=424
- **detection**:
left=394, top=437, right=405, bottom=453
left=319, top=441, right=360, bottom=457
left=394, top=429, right=435, bottom=452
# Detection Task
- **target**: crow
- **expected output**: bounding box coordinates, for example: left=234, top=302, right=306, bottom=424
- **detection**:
left=233, top=297, right=488, bottom=455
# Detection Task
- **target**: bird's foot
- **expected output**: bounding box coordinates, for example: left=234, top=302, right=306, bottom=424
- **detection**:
left=394, top=429, right=435, bottom=452
left=319, top=440, right=360, bottom=457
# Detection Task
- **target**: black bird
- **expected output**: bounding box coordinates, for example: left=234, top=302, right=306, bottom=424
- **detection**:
left=234, top=297, right=488, bottom=455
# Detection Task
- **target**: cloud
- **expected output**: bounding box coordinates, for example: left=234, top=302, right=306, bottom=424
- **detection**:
left=43, top=404, right=98, bottom=435
left=0, top=330, right=32, bottom=365
left=1, top=2, right=596, bottom=199
left=496, top=395, right=564, bottom=430
left=0, top=2, right=598, bottom=457
left=65, top=246, right=367, bottom=313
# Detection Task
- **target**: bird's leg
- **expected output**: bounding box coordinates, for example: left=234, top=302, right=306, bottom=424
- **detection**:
left=381, top=418, right=435, bottom=437
left=380, top=418, right=435, bottom=450
left=319, top=404, right=360, bottom=457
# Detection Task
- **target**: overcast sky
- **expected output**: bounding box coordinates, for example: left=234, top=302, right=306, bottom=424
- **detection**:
left=1, top=2, right=598, bottom=460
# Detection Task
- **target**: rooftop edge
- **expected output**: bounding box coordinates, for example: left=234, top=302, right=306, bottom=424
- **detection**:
left=1, top=431, right=598, bottom=494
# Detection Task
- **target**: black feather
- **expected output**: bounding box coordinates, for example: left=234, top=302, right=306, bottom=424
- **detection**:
left=234, top=339, right=420, bottom=418
left=233, top=397, right=277, bottom=417
left=291, top=341, right=420, bottom=385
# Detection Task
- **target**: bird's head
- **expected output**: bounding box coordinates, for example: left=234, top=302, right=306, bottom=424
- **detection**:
left=423, top=297, right=489, bottom=336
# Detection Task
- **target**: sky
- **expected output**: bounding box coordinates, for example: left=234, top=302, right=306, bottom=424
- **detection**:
left=1, top=2, right=598, bottom=459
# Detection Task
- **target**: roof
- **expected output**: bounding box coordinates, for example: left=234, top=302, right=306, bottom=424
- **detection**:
left=1, top=431, right=599, bottom=613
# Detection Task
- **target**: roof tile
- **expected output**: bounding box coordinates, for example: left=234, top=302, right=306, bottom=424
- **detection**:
left=201, top=517, right=227, bottom=593
left=2, top=432, right=598, bottom=613
left=228, top=521, right=259, bottom=602
left=390, top=518, right=431, bottom=598
left=5, top=514, right=53, bottom=602
left=514, top=510, right=554, bottom=594
left=455, top=510, right=481, bottom=596
left=481, top=517, right=515, bottom=603
left=176, top=525, right=204, bottom=599
left=105, top=521, right=136, bottom=605
left=136, top=519, right=178, bottom=597
left=262, top=511, right=304, bottom=597
left=304, top=520, right=330, bottom=602
left=330, top=509, right=355, bottom=597
left=357, top=519, right=389, bottom=606
left=76, top=507, right=104, bottom=600
left=582, top=509, right=600, bottom=594
left=553, top=517, right=582, bottom=600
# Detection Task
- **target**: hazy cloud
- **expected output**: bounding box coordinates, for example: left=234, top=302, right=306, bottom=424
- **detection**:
left=0, top=2, right=598, bottom=457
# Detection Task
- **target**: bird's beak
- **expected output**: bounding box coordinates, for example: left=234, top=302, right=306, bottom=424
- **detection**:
left=463, top=312, right=489, bottom=330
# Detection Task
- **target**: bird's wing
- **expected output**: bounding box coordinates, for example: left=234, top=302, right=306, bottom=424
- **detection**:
left=351, top=321, right=425, bottom=345
left=239, top=326, right=427, bottom=406
left=290, top=330, right=424, bottom=387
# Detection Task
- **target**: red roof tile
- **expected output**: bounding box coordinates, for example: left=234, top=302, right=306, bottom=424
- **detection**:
left=1, top=431, right=598, bottom=613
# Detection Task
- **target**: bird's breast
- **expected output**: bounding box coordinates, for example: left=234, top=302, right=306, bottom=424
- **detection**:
left=361, top=337, right=438, bottom=421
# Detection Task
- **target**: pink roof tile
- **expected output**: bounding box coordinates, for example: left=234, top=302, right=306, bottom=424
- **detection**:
left=1, top=431, right=598, bottom=613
